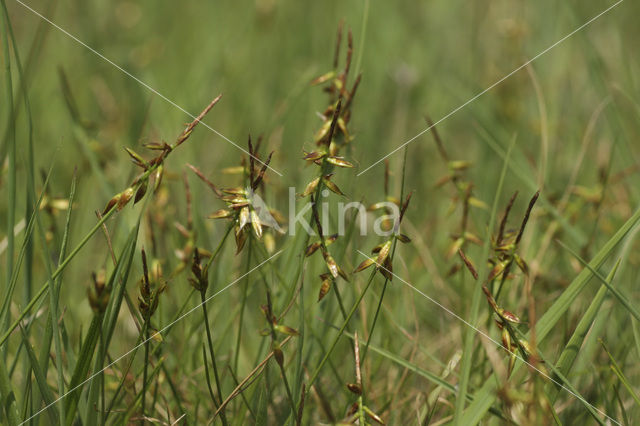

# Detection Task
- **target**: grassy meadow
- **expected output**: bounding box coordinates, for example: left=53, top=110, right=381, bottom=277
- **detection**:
left=2, top=0, right=640, bottom=424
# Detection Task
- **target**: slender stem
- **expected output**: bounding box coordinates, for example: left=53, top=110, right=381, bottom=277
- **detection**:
left=332, top=284, right=348, bottom=320
left=361, top=276, right=389, bottom=366
left=1, top=0, right=16, bottom=347
left=307, top=268, right=376, bottom=389
left=277, top=360, right=297, bottom=419
left=100, top=328, right=105, bottom=426
left=140, top=320, right=150, bottom=425
left=234, top=236, right=253, bottom=373
left=212, top=336, right=292, bottom=420
left=201, top=290, right=229, bottom=426
left=1, top=208, right=117, bottom=347
left=204, top=221, right=234, bottom=272
left=202, top=344, right=218, bottom=411
left=227, top=365, right=257, bottom=420
left=104, top=288, right=197, bottom=423
left=357, top=395, right=366, bottom=424
left=362, top=147, right=408, bottom=365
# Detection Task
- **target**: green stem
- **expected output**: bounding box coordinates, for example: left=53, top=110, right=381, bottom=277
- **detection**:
left=1, top=0, right=16, bottom=347
left=362, top=146, right=408, bottom=365
left=140, top=320, right=150, bottom=425
left=277, top=359, right=297, bottom=420
left=0, top=357, right=20, bottom=426
left=201, top=290, right=228, bottom=426
left=100, top=329, right=105, bottom=426
left=361, top=277, right=389, bottom=365
left=0, top=207, right=116, bottom=347
left=307, top=268, right=376, bottom=389
left=204, top=221, right=235, bottom=273
left=234, top=236, right=252, bottom=373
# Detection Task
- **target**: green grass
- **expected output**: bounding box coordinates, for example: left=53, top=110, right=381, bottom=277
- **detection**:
left=2, top=0, right=640, bottom=424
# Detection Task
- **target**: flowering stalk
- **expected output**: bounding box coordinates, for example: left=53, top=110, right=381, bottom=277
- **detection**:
left=357, top=149, right=412, bottom=365
left=458, top=190, right=540, bottom=374
left=261, top=290, right=299, bottom=418
left=342, top=331, right=384, bottom=424
left=188, top=247, right=229, bottom=425
left=138, top=248, right=165, bottom=424
left=102, top=95, right=222, bottom=216
left=302, top=24, right=362, bottom=306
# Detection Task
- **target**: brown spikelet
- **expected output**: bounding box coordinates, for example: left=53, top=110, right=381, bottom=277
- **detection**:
left=458, top=249, right=478, bottom=280
left=102, top=195, right=118, bottom=215
left=273, top=344, right=284, bottom=367
left=300, top=177, right=320, bottom=197
left=322, top=176, right=345, bottom=196
left=326, top=156, right=354, bottom=168
left=134, top=181, right=148, bottom=204
left=497, top=191, right=518, bottom=246
left=175, top=94, right=222, bottom=147
left=116, top=187, right=135, bottom=211
left=515, top=190, right=540, bottom=244
left=354, top=257, right=375, bottom=273
left=252, top=151, right=274, bottom=190
left=186, top=163, right=222, bottom=196
left=124, top=147, right=148, bottom=169
left=318, top=278, right=331, bottom=302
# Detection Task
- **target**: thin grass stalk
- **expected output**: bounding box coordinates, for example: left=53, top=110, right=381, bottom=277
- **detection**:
left=306, top=266, right=377, bottom=392
left=25, top=166, right=76, bottom=424
left=46, top=173, right=78, bottom=425
left=0, top=358, right=20, bottom=426
left=234, top=236, right=253, bottom=373
left=1, top=0, right=17, bottom=351
left=99, top=328, right=105, bottom=426
left=200, top=289, right=228, bottom=426
left=0, top=161, right=55, bottom=340
left=0, top=207, right=117, bottom=347
left=18, top=323, right=57, bottom=424
left=3, top=163, right=52, bottom=416
left=104, top=286, right=200, bottom=423
left=0, top=0, right=37, bottom=345
left=140, top=320, right=150, bottom=425
left=294, top=269, right=305, bottom=411
left=264, top=290, right=297, bottom=419
left=276, top=355, right=297, bottom=420
left=201, top=343, right=218, bottom=413
left=362, top=146, right=408, bottom=366
left=454, top=136, right=515, bottom=424
left=197, top=222, right=236, bottom=423
left=213, top=336, right=292, bottom=420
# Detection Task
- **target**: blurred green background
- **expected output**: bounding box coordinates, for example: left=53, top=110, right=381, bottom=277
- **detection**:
left=4, top=0, right=639, bottom=317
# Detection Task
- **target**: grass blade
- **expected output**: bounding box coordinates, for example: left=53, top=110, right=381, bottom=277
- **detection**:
left=18, top=325, right=57, bottom=425
left=0, top=358, right=20, bottom=426
left=462, top=206, right=640, bottom=424
left=546, top=259, right=621, bottom=403
left=600, top=340, right=640, bottom=408
left=63, top=222, right=140, bottom=424
left=0, top=207, right=116, bottom=348
left=557, top=241, right=640, bottom=322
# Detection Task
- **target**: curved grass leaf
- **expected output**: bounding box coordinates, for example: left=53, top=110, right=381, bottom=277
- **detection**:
left=462, top=206, right=640, bottom=424
left=546, top=259, right=621, bottom=403
left=18, top=325, right=57, bottom=425
left=64, top=222, right=140, bottom=424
